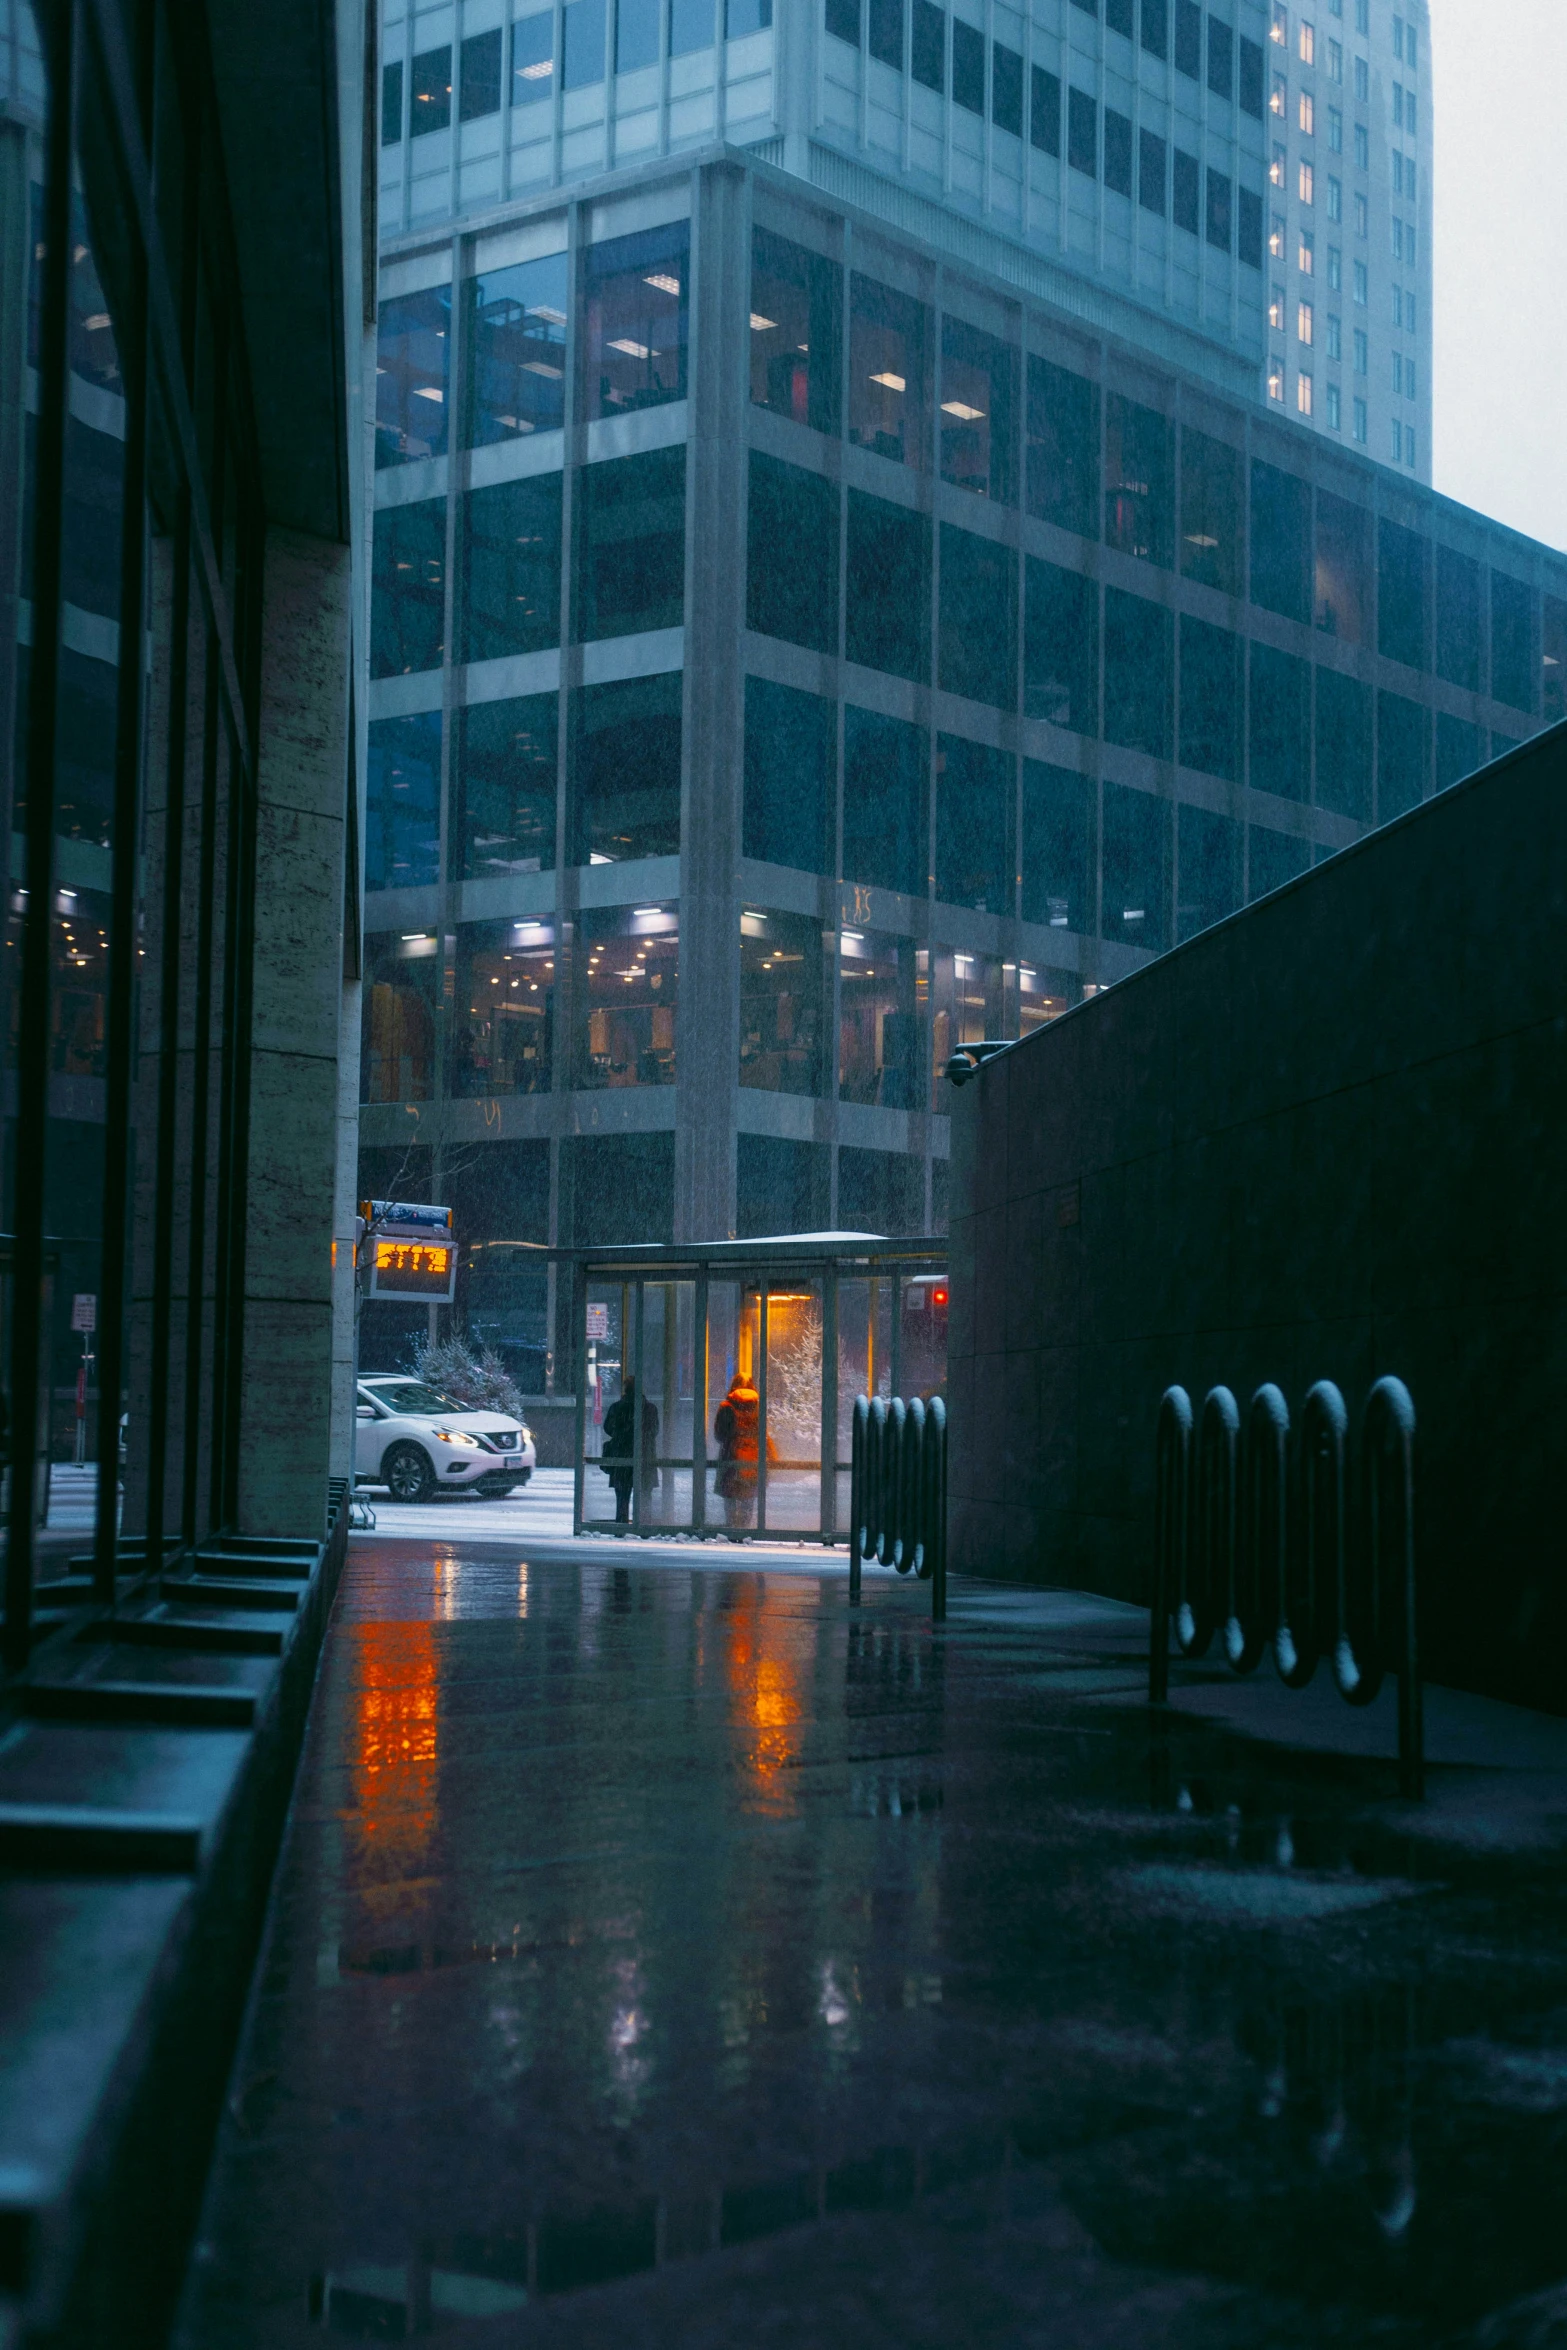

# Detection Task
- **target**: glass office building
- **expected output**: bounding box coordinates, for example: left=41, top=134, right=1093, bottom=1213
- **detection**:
left=366, top=4, right=1562, bottom=1384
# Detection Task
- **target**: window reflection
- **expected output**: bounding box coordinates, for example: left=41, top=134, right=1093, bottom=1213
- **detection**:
left=362, top=934, right=439, bottom=1103
left=1313, top=488, right=1369, bottom=642
left=848, top=274, right=929, bottom=467
left=453, top=920, right=554, bottom=1095
left=578, top=905, right=678, bottom=1086
left=458, top=693, right=556, bottom=878
left=46, top=888, right=109, bottom=1085
left=584, top=223, right=689, bottom=418
left=371, top=499, right=446, bottom=677
left=465, top=252, right=567, bottom=445
left=1104, top=392, right=1174, bottom=566
left=367, top=712, right=442, bottom=889
left=929, top=948, right=1004, bottom=1093
left=838, top=929, right=925, bottom=1109
left=459, top=472, right=563, bottom=661
left=1179, top=425, right=1241, bottom=592
left=738, top=908, right=824, bottom=1095
left=1011, top=961, right=1078, bottom=1036
left=568, top=671, right=683, bottom=863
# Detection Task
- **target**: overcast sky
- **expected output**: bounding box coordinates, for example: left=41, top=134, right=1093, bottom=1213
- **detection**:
left=1432, top=0, right=1567, bottom=552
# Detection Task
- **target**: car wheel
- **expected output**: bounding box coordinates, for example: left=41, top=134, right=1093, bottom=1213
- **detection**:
left=384, top=1442, right=435, bottom=1504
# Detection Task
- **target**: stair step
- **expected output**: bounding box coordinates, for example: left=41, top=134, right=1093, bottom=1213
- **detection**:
left=25, top=1680, right=257, bottom=1729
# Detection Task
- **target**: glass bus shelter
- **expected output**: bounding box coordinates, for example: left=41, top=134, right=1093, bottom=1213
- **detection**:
left=569, top=1237, right=947, bottom=1542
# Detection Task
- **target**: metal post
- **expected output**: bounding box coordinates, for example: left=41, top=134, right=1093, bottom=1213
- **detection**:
left=930, top=1396, right=947, bottom=1623
left=756, top=1284, right=769, bottom=1537
left=691, top=1266, right=709, bottom=1533
left=570, top=1258, right=587, bottom=1535
left=848, top=1394, right=865, bottom=1607
left=1150, top=1387, right=1193, bottom=1705
left=819, top=1266, right=838, bottom=1542
left=630, top=1281, right=645, bottom=1536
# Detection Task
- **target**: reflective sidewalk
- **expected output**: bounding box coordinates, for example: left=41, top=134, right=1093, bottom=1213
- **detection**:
left=177, top=1542, right=1567, bottom=2347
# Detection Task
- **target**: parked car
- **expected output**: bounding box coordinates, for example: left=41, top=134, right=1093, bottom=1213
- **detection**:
left=354, top=1377, right=535, bottom=1504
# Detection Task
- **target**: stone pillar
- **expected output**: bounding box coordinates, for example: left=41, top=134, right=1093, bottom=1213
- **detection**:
left=237, top=526, right=353, bottom=1537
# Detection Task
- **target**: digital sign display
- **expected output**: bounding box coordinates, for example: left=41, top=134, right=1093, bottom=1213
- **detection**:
left=370, top=1239, right=456, bottom=1299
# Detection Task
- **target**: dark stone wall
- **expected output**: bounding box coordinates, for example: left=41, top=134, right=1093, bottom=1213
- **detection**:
left=947, top=722, right=1567, bottom=1711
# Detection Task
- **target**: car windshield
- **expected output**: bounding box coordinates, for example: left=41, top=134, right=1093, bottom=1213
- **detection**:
left=365, top=1381, right=470, bottom=1416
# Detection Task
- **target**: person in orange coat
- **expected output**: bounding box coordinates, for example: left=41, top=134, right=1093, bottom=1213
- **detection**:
left=713, top=1373, right=776, bottom=1533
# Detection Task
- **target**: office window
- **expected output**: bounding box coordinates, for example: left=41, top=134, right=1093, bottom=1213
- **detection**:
left=941, top=315, right=1018, bottom=503
left=749, top=229, right=842, bottom=435
left=513, top=9, right=556, bottom=96
left=939, top=525, right=1018, bottom=709
left=1405, top=425, right=1415, bottom=467
left=849, top=273, right=930, bottom=466
left=1105, top=395, right=1173, bottom=567
left=1377, top=518, right=1428, bottom=669
left=1248, top=824, right=1307, bottom=899
left=1353, top=326, right=1367, bottom=372
left=458, top=695, right=557, bottom=881
left=1325, top=313, right=1340, bottom=358
left=1104, top=589, right=1173, bottom=759
left=362, top=935, right=439, bottom=1102
left=1270, top=211, right=1285, bottom=257
left=825, top=0, right=861, bottom=42
left=1326, top=175, right=1341, bottom=220
left=1270, top=72, right=1285, bottom=118
left=868, top=0, right=904, bottom=65
left=577, top=905, right=678, bottom=1089
left=1353, top=258, right=1367, bottom=303
left=1175, top=0, right=1201, bottom=77
left=839, top=931, right=925, bottom=1109
left=912, top=0, right=945, bottom=89
left=562, top=0, right=608, bottom=84
left=992, top=41, right=1024, bottom=133
left=1068, top=87, right=1098, bottom=175
left=1267, top=356, right=1284, bottom=401
left=746, top=453, right=838, bottom=654
left=1314, top=487, right=1368, bottom=642
left=1207, top=167, right=1233, bottom=249
left=584, top=221, right=690, bottom=417
left=846, top=488, right=932, bottom=680
left=1270, top=2, right=1287, bottom=44
left=1031, top=65, right=1062, bottom=153
left=1352, top=395, right=1366, bottom=441
left=724, top=1, right=773, bottom=41
left=1022, top=762, right=1095, bottom=933
left=1140, top=128, right=1168, bottom=214
left=1299, top=17, right=1314, bottom=61
left=1269, top=283, right=1284, bottom=332
left=1173, top=147, right=1200, bottom=232
left=1238, top=185, right=1263, bottom=266
left=1180, top=428, right=1241, bottom=594
left=1296, top=371, right=1313, bottom=416
left=1392, top=80, right=1403, bottom=126
left=1270, top=142, right=1286, bottom=189
left=1024, top=557, right=1098, bottom=732
left=1354, top=117, right=1368, bottom=166
left=1327, top=102, right=1342, bottom=148
left=1391, top=351, right=1402, bottom=394
left=1298, top=300, right=1313, bottom=344
left=616, top=0, right=661, bottom=70
left=1299, top=228, right=1315, bottom=272
left=1239, top=31, right=1264, bottom=113
left=411, top=45, right=453, bottom=132
left=1251, top=459, right=1310, bottom=622
left=739, top=910, right=825, bottom=1097
left=461, top=472, right=563, bottom=662
left=1104, top=108, right=1133, bottom=196
left=1177, top=803, right=1241, bottom=938
left=453, top=921, right=554, bottom=1098
left=372, top=500, right=446, bottom=677
left=1354, top=51, right=1367, bottom=98
left=1107, top=0, right=1133, bottom=34
left=1314, top=664, right=1370, bottom=815
left=1376, top=688, right=1428, bottom=821
left=1405, top=291, right=1416, bottom=332
left=1325, top=382, right=1340, bottom=428
left=1141, top=0, right=1168, bottom=56
left=461, top=25, right=504, bottom=114
left=575, top=445, right=686, bottom=641
left=1327, top=243, right=1342, bottom=288
left=367, top=713, right=443, bottom=892
left=838, top=1143, right=921, bottom=1237
left=1179, top=615, right=1241, bottom=781
left=1406, top=92, right=1416, bottom=136
left=1298, top=160, right=1314, bottom=204
left=1025, top=356, right=1100, bottom=538
left=1249, top=642, right=1310, bottom=799
left=465, top=251, right=568, bottom=447
left=381, top=57, right=403, bottom=143
left=1102, top=782, right=1171, bottom=950
left=1299, top=89, right=1314, bottom=133
left=1327, top=35, right=1341, bottom=78
left=1492, top=572, right=1537, bottom=713
left=1434, top=545, right=1481, bottom=694
left=935, top=737, right=1013, bottom=912
left=843, top=706, right=928, bottom=895
left=743, top=677, right=835, bottom=876
left=670, top=0, right=715, bottom=47
left=1392, top=11, right=1403, bottom=56
left=1434, top=713, right=1484, bottom=794
left=1406, top=22, right=1416, bottom=66
left=568, top=671, right=682, bottom=864
left=952, top=19, right=985, bottom=111
left=375, top=286, right=451, bottom=469
left=733, top=1133, right=818, bottom=1240
left=1546, top=596, right=1567, bottom=725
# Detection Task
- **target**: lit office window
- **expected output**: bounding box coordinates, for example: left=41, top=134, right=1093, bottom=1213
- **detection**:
left=750, top=229, right=842, bottom=433
left=1299, top=227, right=1314, bottom=272
left=1297, top=371, right=1313, bottom=414
left=1268, top=355, right=1285, bottom=400
left=411, top=45, right=453, bottom=132
left=1269, top=283, right=1284, bottom=330
left=1270, top=143, right=1286, bottom=187
left=1298, top=19, right=1314, bottom=63
left=584, top=221, right=690, bottom=416
left=1298, top=301, right=1313, bottom=344
left=465, top=251, right=568, bottom=445
left=1299, top=160, right=1314, bottom=203
left=1270, top=3, right=1288, bottom=46
left=513, top=10, right=556, bottom=99
left=1299, top=90, right=1313, bottom=133
left=458, top=696, right=558, bottom=879
left=1270, top=72, right=1286, bottom=117
left=578, top=906, right=678, bottom=1087
left=375, top=285, right=451, bottom=468
left=940, top=313, right=1018, bottom=503
left=839, top=932, right=925, bottom=1110
left=362, top=935, right=438, bottom=1102
left=1269, top=212, right=1285, bottom=258
left=739, top=910, right=824, bottom=1096
left=848, top=273, right=930, bottom=467
left=453, top=920, right=555, bottom=1096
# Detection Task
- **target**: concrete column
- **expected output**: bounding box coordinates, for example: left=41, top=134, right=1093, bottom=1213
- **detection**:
left=238, top=526, right=353, bottom=1537
left=675, top=160, right=749, bottom=1243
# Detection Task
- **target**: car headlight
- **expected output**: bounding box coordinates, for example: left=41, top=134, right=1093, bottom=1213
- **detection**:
left=434, top=1428, right=481, bottom=1448
left=519, top=1426, right=532, bottom=1446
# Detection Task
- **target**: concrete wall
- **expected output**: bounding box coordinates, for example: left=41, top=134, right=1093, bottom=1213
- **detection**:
left=947, top=721, right=1567, bottom=1710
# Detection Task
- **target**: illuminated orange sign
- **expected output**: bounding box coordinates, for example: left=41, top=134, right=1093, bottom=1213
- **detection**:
left=370, top=1239, right=456, bottom=1298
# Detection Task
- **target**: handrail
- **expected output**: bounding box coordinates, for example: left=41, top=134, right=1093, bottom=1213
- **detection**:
left=1151, top=1376, right=1422, bottom=1796
left=850, top=1391, right=948, bottom=1620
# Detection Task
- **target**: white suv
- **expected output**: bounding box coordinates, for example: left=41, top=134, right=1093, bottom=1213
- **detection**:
left=355, top=1377, right=536, bottom=1504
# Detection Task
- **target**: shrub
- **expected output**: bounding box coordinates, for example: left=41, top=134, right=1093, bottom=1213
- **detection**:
left=410, top=1330, right=525, bottom=1420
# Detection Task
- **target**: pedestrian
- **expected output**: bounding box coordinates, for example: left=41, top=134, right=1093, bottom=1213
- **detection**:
left=602, top=1377, right=660, bottom=1526
left=713, top=1371, right=775, bottom=1534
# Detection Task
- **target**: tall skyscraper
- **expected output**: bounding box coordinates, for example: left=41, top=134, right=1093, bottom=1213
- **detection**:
left=364, top=0, right=1561, bottom=1381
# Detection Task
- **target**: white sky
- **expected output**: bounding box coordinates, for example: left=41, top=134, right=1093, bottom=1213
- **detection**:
left=1432, top=0, right=1567, bottom=553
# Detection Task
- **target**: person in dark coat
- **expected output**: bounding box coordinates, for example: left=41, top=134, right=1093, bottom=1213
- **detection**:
left=601, top=1378, right=660, bottom=1525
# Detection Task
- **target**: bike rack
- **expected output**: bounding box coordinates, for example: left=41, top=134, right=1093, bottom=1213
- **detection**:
left=850, top=1392, right=948, bottom=1621
left=1151, top=1376, right=1422, bottom=1797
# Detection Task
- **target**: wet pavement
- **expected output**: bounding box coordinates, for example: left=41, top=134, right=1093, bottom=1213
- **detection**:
left=175, top=1542, right=1567, bottom=2348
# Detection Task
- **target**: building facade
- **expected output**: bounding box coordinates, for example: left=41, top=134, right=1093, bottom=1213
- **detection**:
left=363, top=105, right=1564, bottom=1383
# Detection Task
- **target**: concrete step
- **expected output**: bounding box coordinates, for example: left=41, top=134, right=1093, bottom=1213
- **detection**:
left=24, top=1680, right=257, bottom=1730
left=162, top=1575, right=300, bottom=1613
